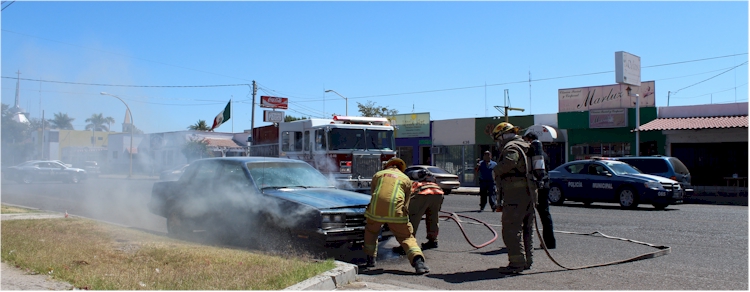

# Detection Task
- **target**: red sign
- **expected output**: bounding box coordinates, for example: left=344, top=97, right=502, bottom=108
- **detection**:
left=260, top=96, right=288, bottom=109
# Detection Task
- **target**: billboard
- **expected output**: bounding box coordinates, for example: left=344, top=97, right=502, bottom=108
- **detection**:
left=387, top=113, right=430, bottom=138
left=264, top=110, right=284, bottom=123
left=589, top=108, right=628, bottom=128
left=558, top=81, right=655, bottom=113
left=260, top=96, right=289, bottom=109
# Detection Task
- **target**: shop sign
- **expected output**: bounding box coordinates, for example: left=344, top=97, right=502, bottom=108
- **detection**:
left=558, top=81, right=655, bottom=113
left=388, top=113, right=430, bottom=138
left=589, top=108, right=628, bottom=128
left=260, top=96, right=289, bottom=109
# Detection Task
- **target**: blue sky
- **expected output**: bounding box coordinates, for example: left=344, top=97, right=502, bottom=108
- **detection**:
left=2, top=1, right=747, bottom=134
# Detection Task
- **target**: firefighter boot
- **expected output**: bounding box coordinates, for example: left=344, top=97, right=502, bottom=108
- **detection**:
left=412, top=256, right=430, bottom=275
left=421, top=240, right=438, bottom=250
left=499, top=263, right=525, bottom=274
left=392, top=246, right=406, bottom=255
left=365, top=255, right=376, bottom=268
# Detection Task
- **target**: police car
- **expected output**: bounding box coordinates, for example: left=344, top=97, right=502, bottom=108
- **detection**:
left=548, top=158, right=684, bottom=210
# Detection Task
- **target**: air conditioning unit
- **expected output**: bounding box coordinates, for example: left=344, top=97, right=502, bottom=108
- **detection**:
left=431, top=146, right=441, bottom=154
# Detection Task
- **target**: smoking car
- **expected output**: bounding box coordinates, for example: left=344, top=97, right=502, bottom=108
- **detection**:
left=4, top=160, right=87, bottom=184
left=548, top=158, right=684, bottom=210
left=147, top=157, right=380, bottom=248
left=404, top=165, right=461, bottom=194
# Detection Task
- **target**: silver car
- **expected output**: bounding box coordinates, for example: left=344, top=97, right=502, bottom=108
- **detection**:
left=404, top=165, right=461, bottom=195
left=5, top=160, right=87, bottom=184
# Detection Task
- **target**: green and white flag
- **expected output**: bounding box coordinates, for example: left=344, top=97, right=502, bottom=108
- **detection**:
left=211, top=100, right=231, bottom=131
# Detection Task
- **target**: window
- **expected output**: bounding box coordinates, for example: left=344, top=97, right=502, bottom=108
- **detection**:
left=619, top=159, right=668, bottom=173
left=565, top=163, right=586, bottom=174
left=281, top=131, right=292, bottom=151
left=315, top=129, right=326, bottom=150
left=294, top=131, right=303, bottom=151
left=588, top=164, right=607, bottom=175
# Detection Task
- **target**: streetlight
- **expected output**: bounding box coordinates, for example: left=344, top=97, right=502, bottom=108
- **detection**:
left=100, top=92, right=134, bottom=178
left=324, top=89, right=348, bottom=116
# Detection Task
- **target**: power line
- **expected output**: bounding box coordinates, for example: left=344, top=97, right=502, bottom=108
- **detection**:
left=2, top=1, right=15, bottom=11
left=0, top=76, right=249, bottom=88
left=671, top=83, right=748, bottom=99
left=673, top=61, right=748, bottom=94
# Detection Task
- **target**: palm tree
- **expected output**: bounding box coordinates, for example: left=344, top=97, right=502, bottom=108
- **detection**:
left=105, top=116, right=115, bottom=132
left=187, top=120, right=211, bottom=131
left=49, top=112, right=75, bottom=130
left=85, top=113, right=114, bottom=132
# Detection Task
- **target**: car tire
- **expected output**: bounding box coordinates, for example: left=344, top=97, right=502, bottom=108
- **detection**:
left=548, top=185, right=565, bottom=205
left=618, top=187, right=639, bottom=209
left=21, top=174, right=33, bottom=184
left=69, top=174, right=81, bottom=184
left=653, top=203, right=669, bottom=210
left=166, top=209, right=191, bottom=240
left=582, top=200, right=593, bottom=207
left=443, top=189, right=452, bottom=195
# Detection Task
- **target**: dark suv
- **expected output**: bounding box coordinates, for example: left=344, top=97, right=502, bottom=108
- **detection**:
left=613, top=156, right=694, bottom=197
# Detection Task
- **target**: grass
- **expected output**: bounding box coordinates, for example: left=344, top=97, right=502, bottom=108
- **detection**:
left=1, top=218, right=335, bottom=290
left=1, top=204, right=40, bottom=214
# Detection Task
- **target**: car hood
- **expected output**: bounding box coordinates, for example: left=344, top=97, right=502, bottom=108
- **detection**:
left=263, top=188, right=371, bottom=210
left=621, top=173, right=679, bottom=184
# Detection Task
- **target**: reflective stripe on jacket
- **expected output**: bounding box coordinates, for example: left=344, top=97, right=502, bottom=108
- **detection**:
left=411, top=181, right=444, bottom=195
left=365, top=168, right=412, bottom=224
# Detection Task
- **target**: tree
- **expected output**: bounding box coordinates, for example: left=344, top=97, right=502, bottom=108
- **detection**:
left=1, top=103, right=33, bottom=166
left=284, top=115, right=308, bottom=122
left=181, top=137, right=210, bottom=162
left=187, top=120, right=211, bottom=131
left=85, top=113, right=115, bottom=132
left=29, top=118, right=52, bottom=131
left=49, top=112, right=75, bottom=130
left=356, top=101, right=399, bottom=117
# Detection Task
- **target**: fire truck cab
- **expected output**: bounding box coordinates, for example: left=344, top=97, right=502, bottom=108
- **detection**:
left=277, top=115, right=397, bottom=193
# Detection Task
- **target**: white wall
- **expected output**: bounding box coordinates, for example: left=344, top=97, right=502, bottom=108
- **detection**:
left=533, top=113, right=559, bottom=128
left=432, top=118, right=475, bottom=146
left=659, top=102, right=748, bottom=118
left=663, top=128, right=748, bottom=156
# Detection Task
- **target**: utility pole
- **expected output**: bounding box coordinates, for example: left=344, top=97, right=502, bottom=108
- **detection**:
left=250, top=81, right=257, bottom=136
left=667, top=91, right=671, bottom=107
left=494, top=89, right=525, bottom=122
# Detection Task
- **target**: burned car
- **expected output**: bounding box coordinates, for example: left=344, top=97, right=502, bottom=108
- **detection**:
left=148, top=157, right=376, bottom=248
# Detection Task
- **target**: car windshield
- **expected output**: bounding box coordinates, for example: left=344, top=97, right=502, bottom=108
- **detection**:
left=246, top=162, right=333, bottom=189
left=604, top=162, right=642, bottom=175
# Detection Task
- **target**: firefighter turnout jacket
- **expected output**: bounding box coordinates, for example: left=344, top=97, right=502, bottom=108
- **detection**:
left=365, top=167, right=413, bottom=224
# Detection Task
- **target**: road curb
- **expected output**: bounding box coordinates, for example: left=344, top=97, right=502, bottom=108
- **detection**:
left=284, top=261, right=358, bottom=290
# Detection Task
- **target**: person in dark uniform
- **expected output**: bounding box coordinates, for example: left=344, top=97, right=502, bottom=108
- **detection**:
left=523, top=132, right=556, bottom=249
left=476, top=151, right=498, bottom=212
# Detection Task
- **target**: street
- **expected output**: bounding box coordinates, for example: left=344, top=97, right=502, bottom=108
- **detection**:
left=1, top=177, right=747, bottom=290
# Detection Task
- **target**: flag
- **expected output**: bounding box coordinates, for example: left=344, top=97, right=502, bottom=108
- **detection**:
left=211, top=100, right=231, bottom=131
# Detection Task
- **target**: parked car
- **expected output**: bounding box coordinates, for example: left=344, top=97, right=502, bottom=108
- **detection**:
left=611, top=156, right=694, bottom=197
left=404, top=165, right=461, bottom=194
left=159, top=164, right=189, bottom=181
left=4, top=160, right=87, bottom=184
left=548, top=158, right=684, bottom=210
left=74, top=161, right=100, bottom=177
left=147, top=157, right=385, bottom=248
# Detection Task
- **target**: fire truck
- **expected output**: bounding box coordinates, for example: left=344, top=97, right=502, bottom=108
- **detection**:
left=250, top=116, right=397, bottom=193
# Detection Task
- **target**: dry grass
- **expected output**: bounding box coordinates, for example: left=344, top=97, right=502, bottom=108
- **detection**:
left=0, top=204, right=40, bottom=214
left=1, top=218, right=335, bottom=290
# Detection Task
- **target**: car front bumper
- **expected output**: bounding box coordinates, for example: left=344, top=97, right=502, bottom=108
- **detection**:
left=648, top=188, right=684, bottom=204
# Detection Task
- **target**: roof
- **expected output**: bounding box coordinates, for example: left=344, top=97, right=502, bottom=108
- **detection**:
left=637, top=116, right=748, bottom=132
left=204, top=138, right=242, bottom=148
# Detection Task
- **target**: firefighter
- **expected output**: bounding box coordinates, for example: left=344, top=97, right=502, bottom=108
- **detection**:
left=363, top=157, right=430, bottom=275
left=491, top=122, right=538, bottom=274
left=407, top=169, right=444, bottom=250
left=523, top=132, right=556, bottom=249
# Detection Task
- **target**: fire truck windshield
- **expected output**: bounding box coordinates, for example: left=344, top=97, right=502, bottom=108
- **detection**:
left=328, top=128, right=394, bottom=151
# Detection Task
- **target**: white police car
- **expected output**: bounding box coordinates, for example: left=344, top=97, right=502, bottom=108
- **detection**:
left=548, top=158, right=683, bottom=210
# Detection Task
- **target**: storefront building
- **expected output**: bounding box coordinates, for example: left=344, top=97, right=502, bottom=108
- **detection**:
left=389, top=113, right=432, bottom=166
left=557, top=81, right=665, bottom=160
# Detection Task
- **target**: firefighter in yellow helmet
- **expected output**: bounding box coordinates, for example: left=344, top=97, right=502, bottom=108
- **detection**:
left=491, top=122, right=538, bottom=274
left=363, top=157, right=430, bottom=274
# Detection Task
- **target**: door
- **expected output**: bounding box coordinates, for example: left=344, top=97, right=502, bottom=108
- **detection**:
left=586, top=162, right=615, bottom=202
left=560, top=162, right=587, bottom=201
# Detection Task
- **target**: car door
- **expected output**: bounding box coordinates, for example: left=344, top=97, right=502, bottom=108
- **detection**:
left=49, top=161, right=67, bottom=182
left=183, top=161, right=222, bottom=216
left=37, top=162, right=56, bottom=181
left=561, top=162, right=587, bottom=201
left=586, top=162, right=616, bottom=202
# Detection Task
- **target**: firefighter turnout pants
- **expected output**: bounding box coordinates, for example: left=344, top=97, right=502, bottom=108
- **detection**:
left=364, top=220, right=424, bottom=264
left=408, top=194, right=445, bottom=242
left=500, top=177, right=536, bottom=268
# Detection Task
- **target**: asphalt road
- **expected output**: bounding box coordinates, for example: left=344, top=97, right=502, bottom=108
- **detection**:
left=1, top=178, right=747, bottom=290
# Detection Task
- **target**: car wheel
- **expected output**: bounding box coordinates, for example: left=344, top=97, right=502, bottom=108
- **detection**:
left=582, top=200, right=593, bottom=207
left=21, top=174, right=33, bottom=184
left=69, top=174, right=80, bottom=184
left=653, top=203, right=668, bottom=210
left=548, top=185, right=565, bottom=205
left=443, top=189, right=452, bottom=195
left=618, top=187, right=639, bottom=209
left=166, top=209, right=191, bottom=240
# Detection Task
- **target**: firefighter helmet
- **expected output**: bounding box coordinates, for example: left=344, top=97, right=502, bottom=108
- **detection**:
left=384, top=157, right=406, bottom=172
left=408, top=169, right=432, bottom=182
left=492, top=122, right=519, bottom=140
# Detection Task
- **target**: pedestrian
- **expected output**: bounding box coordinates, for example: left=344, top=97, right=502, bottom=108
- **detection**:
left=363, top=157, right=430, bottom=274
left=407, top=169, right=444, bottom=250
left=523, top=132, right=556, bottom=249
left=476, top=151, right=498, bottom=212
left=491, top=122, right=537, bottom=274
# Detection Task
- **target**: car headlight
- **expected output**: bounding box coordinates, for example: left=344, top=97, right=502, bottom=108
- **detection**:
left=321, top=213, right=346, bottom=229
left=645, top=181, right=664, bottom=190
